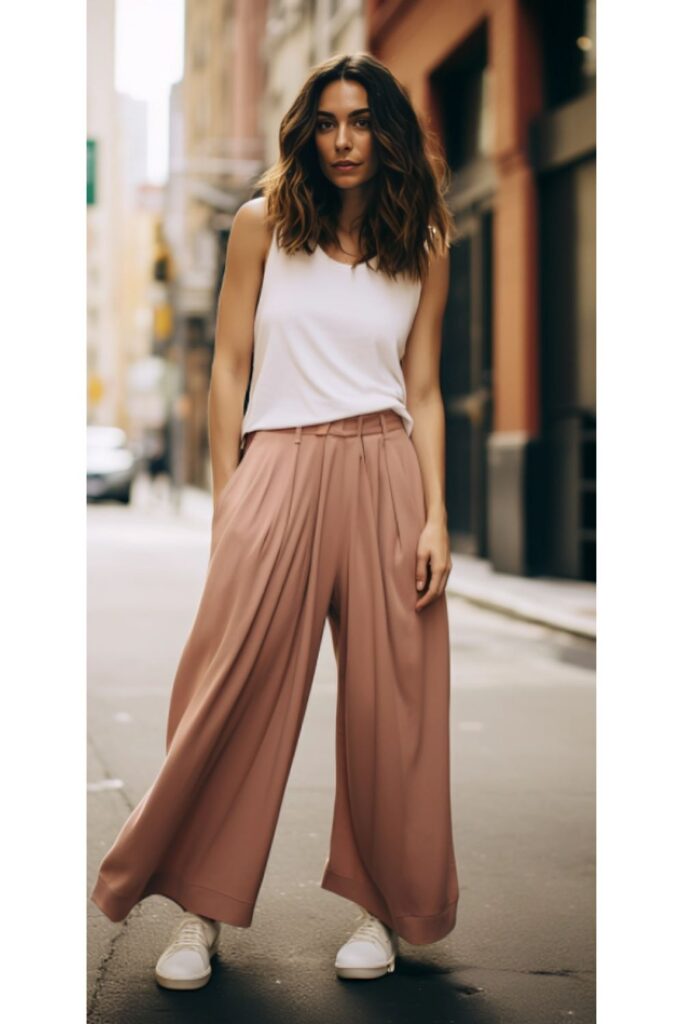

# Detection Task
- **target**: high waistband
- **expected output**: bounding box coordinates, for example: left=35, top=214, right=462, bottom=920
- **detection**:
left=244, top=409, right=405, bottom=445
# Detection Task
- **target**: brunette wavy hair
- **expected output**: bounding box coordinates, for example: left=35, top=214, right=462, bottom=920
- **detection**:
left=252, top=52, right=455, bottom=282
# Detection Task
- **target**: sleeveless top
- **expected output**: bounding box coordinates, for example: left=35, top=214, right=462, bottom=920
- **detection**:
left=240, top=233, right=423, bottom=439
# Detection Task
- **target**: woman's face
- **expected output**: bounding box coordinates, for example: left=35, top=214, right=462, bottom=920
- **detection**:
left=314, top=78, right=379, bottom=191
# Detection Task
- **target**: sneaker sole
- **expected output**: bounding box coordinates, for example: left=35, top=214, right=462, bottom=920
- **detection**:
left=154, top=936, right=220, bottom=990
left=335, top=955, right=396, bottom=980
left=155, top=966, right=212, bottom=990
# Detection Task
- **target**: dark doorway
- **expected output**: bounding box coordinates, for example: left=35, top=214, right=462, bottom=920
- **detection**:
left=539, top=155, right=596, bottom=579
left=440, top=205, right=494, bottom=555
left=431, top=22, right=494, bottom=555
left=527, top=0, right=596, bottom=580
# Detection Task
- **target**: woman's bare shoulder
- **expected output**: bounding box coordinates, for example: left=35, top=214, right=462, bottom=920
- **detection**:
left=232, top=197, right=273, bottom=263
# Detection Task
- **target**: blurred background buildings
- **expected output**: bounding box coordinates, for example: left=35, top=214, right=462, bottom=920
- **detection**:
left=87, top=0, right=596, bottom=581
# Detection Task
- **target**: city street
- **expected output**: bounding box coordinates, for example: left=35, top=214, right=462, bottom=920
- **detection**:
left=87, top=482, right=595, bottom=1024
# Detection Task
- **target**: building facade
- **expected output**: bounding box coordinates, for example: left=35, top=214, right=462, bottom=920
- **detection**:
left=175, top=0, right=364, bottom=486
left=171, top=0, right=268, bottom=486
left=87, top=0, right=120, bottom=427
left=367, top=0, right=596, bottom=580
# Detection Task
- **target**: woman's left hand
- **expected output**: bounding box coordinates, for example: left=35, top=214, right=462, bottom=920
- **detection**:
left=414, top=519, right=452, bottom=611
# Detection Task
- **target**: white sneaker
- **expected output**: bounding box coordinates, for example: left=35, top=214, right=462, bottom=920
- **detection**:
left=155, top=910, right=221, bottom=990
left=335, top=906, right=399, bottom=979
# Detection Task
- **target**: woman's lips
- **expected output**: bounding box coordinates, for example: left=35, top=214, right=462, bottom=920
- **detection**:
left=332, top=161, right=359, bottom=171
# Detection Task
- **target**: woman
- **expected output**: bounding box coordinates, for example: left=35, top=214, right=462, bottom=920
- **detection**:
left=91, top=52, right=459, bottom=988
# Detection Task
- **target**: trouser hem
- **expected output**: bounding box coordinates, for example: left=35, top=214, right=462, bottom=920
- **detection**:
left=319, top=866, right=457, bottom=945
left=90, top=873, right=255, bottom=928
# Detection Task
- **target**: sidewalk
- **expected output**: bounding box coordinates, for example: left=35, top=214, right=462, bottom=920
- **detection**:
left=447, top=553, right=595, bottom=639
left=178, top=484, right=596, bottom=640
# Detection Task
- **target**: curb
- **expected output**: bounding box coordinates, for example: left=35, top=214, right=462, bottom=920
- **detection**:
left=445, top=581, right=596, bottom=640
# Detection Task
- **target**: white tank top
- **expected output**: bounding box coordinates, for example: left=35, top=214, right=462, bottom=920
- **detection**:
left=240, top=233, right=423, bottom=439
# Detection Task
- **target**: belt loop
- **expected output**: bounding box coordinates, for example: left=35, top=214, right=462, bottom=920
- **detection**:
left=294, top=425, right=302, bottom=445
left=357, top=414, right=365, bottom=461
left=380, top=410, right=389, bottom=438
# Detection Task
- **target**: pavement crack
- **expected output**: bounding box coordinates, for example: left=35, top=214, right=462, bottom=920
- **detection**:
left=88, top=915, right=133, bottom=1021
left=452, top=961, right=593, bottom=980
left=87, top=731, right=138, bottom=1021
left=528, top=968, right=585, bottom=977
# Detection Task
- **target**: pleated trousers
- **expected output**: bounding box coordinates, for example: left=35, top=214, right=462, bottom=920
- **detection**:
left=90, top=408, right=459, bottom=945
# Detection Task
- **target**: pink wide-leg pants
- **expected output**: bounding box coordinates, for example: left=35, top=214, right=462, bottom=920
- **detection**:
left=90, top=409, right=459, bottom=944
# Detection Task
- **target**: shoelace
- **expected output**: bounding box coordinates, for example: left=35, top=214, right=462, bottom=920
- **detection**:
left=351, top=913, right=393, bottom=951
left=166, top=917, right=211, bottom=952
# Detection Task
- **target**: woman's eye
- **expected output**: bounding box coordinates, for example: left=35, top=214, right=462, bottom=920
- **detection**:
left=316, top=119, right=371, bottom=131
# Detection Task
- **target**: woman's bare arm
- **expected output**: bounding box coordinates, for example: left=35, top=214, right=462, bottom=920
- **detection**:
left=401, top=246, right=450, bottom=526
left=401, top=245, right=453, bottom=608
left=208, top=197, right=270, bottom=510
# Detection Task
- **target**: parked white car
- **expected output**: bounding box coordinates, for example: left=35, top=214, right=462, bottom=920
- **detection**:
left=87, top=426, right=139, bottom=503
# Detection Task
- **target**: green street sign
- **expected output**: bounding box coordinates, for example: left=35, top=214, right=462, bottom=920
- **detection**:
left=87, top=139, right=97, bottom=205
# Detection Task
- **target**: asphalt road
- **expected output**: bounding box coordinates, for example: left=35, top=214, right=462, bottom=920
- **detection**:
left=87, top=486, right=595, bottom=1024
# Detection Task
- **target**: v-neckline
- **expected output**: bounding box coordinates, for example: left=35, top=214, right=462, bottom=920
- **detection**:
left=316, top=243, right=365, bottom=269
